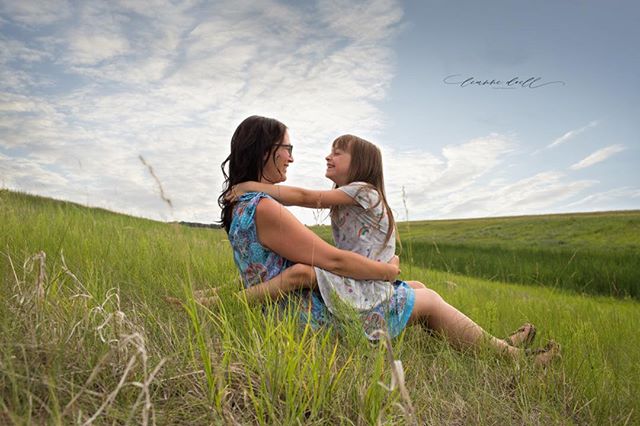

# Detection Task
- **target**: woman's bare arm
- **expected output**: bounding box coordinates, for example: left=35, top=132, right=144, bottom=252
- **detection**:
left=255, top=198, right=399, bottom=281
left=233, top=181, right=355, bottom=208
left=242, top=264, right=316, bottom=303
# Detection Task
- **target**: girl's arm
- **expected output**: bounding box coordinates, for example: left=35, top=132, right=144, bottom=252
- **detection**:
left=233, top=181, right=356, bottom=208
left=255, top=198, right=399, bottom=281
left=242, top=263, right=316, bottom=303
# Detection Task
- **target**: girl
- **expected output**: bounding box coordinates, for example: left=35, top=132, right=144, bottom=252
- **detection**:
left=231, top=134, right=558, bottom=363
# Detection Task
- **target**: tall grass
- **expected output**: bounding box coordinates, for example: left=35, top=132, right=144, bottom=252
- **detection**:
left=316, top=211, right=640, bottom=298
left=410, top=241, right=639, bottom=298
left=1, top=189, right=639, bottom=424
left=414, top=212, right=640, bottom=297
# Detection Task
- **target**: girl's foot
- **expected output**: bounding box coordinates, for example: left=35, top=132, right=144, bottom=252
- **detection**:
left=528, top=340, right=561, bottom=366
left=504, top=323, right=536, bottom=347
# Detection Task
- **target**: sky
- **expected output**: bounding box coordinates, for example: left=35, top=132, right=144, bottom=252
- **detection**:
left=1, top=0, right=639, bottom=225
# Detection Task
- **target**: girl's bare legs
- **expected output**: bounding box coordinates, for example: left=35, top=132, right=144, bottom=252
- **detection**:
left=407, top=283, right=523, bottom=359
left=406, top=280, right=427, bottom=290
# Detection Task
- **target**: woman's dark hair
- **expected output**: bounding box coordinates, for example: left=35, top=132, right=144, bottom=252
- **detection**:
left=218, top=115, right=287, bottom=232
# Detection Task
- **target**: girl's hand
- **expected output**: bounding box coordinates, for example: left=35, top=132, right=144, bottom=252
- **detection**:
left=224, top=186, right=239, bottom=202
left=225, top=182, right=252, bottom=202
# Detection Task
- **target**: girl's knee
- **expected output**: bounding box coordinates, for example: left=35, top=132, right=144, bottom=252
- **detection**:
left=427, top=288, right=445, bottom=304
left=407, top=280, right=427, bottom=290
left=415, top=288, right=445, bottom=307
left=410, top=288, right=451, bottom=327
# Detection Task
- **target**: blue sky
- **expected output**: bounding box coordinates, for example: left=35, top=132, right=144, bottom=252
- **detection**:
left=1, top=0, right=638, bottom=224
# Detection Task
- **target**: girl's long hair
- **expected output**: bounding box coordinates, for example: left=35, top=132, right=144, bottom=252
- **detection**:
left=218, top=115, right=287, bottom=232
left=331, top=135, right=396, bottom=246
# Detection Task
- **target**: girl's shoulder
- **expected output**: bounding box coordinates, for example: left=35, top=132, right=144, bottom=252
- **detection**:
left=339, top=182, right=380, bottom=208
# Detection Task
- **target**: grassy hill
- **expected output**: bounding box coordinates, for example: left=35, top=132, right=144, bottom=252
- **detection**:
left=1, top=189, right=639, bottom=424
left=315, top=210, right=640, bottom=299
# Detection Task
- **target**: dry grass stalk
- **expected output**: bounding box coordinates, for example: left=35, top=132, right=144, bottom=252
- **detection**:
left=372, top=329, right=417, bottom=425
left=20, top=251, right=48, bottom=303
left=61, top=250, right=92, bottom=297
left=139, top=155, right=173, bottom=208
left=62, top=351, right=114, bottom=417
left=83, top=354, right=137, bottom=425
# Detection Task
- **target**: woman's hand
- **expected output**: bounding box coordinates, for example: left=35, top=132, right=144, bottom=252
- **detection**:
left=256, top=197, right=401, bottom=282
left=386, top=255, right=401, bottom=281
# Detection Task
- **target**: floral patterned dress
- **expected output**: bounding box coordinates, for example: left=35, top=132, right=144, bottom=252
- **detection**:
left=314, top=182, right=415, bottom=340
left=228, top=192, right=330, bottom=326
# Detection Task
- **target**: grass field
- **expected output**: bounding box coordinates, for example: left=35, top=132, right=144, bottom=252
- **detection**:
left=1, top=189, right=639, bottom=424
left=314, top=211, right=640, bottom=299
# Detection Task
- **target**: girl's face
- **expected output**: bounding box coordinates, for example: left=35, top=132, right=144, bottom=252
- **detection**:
left=325, top=144, right=351, bottom=186
left=261, top=131, right=294, bottom=183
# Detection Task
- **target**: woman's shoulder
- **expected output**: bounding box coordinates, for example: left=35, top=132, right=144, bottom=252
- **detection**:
left=232, top=192, right=278, bottom=225
left=236, top=191, right=278, bottom=210
left=253, top=193, right=282, bottom=214
left=238, top=191, right=275, bottom=202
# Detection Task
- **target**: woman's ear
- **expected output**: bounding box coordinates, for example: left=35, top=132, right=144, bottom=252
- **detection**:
left=264, top=147, right=277, bottom=162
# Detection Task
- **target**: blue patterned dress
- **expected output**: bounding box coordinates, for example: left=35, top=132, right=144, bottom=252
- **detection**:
left=228, top=192, right=330, bottom=326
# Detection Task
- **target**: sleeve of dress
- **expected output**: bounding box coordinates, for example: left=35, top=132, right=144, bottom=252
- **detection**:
left=337, top=182, right=380, bottom=210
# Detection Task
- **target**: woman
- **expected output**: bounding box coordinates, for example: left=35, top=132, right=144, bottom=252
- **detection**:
left=218, top=115, right=400, bottom=326
left=219, top=116, right=559, bottom=364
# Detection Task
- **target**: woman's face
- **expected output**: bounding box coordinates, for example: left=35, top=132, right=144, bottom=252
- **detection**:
left=261, top=130, right=294, bottom=184
left=325, top=145, right=351, bottom=186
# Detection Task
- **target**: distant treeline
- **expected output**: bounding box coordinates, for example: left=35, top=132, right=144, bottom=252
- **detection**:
left=178, top=221, right=221, bottom=229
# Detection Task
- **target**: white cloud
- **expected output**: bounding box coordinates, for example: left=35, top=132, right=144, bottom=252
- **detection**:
left=426, top=171, right=596, bottom=219
left=2, top=1, right=632, bottom=225
left=317, top=0, right=403, bottom=42
left=0, top=152, right=68, bottom=190
left=1, top=0, right=403, bottom=223
left=67, top=33, right=131, bottom=66
left=0, top=37, right=54, bottom=63
left=548, top=120, right=598, bottom=148
left=379, top=134, right=514, bottom=220
left=565, top=187, right=640, bottom=211
left=570, top=144, right=625, bottom=170
left=0, top=0, right=72, bottom=26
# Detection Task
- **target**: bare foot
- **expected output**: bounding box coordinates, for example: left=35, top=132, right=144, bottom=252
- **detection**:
left=505, top=323, right=536, bottom=347
left=531, top=340, right=561, bottom=367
